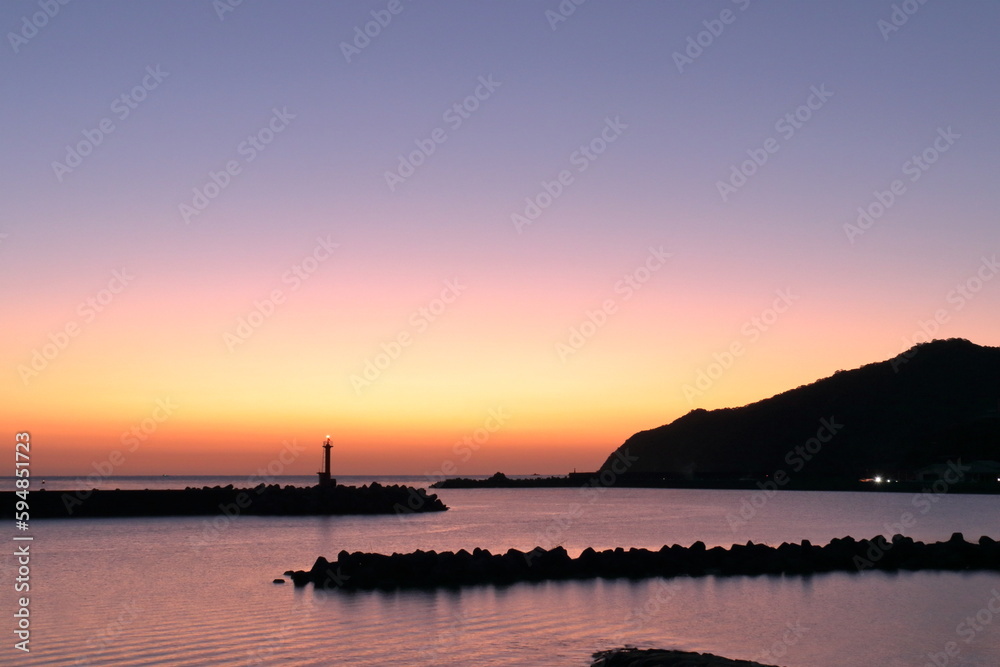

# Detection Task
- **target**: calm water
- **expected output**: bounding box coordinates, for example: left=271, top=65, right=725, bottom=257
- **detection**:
left=6, top=480, right=1000, bottom=666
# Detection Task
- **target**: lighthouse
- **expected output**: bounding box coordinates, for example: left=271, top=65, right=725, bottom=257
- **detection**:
left=317, top=435, right=335, bottom=487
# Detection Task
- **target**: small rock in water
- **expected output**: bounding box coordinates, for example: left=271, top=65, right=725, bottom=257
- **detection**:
left=272, top=578, right=286, bottom=584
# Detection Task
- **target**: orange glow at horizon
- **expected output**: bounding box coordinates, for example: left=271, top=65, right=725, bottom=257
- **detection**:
left=6, top=243, right=1000, bottom=477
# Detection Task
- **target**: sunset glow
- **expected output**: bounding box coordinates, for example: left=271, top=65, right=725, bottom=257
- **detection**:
left=3, top=2, right=999, bottom=477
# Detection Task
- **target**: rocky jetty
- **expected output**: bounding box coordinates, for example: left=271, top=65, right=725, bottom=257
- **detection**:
left=2, top=482, right=446, bottom=518
left=592, top=648, right=778, bottom=666
left=287, top=533, right=999, bottom=590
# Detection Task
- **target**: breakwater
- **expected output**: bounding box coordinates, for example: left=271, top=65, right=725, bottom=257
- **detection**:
left=2, top=482, right=447, bottom=518
left=287, top=533, right=1000, bottom=590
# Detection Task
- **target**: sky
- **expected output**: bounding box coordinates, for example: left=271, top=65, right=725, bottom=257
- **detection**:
left=2, top=1, right=999, bottom=477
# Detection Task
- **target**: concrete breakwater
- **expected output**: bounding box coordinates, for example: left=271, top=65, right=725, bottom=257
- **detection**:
left=287, top=533, right=999, bottom=590
left=3, top=482, right=447, bottom=518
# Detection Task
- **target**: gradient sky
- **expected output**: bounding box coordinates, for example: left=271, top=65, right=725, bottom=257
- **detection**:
left=3, top=1, right=999, bottom=476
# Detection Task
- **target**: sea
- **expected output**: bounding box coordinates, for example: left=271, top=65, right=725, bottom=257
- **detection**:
left=4, top=475, right=1000, bottom=666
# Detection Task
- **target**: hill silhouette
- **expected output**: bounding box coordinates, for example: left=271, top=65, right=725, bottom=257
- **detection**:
left=600, top=339, right=1000, bottom=480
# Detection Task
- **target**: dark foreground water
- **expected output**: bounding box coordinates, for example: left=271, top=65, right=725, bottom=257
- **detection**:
left=5, top=479, right=1000, bottom=666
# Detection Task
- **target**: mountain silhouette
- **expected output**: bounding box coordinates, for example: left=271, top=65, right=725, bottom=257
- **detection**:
left=600, top=339, right=1000, bottom=480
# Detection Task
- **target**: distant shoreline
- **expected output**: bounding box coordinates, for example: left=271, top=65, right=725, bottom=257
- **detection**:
left=431, top=471, right=1000, bottom=494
